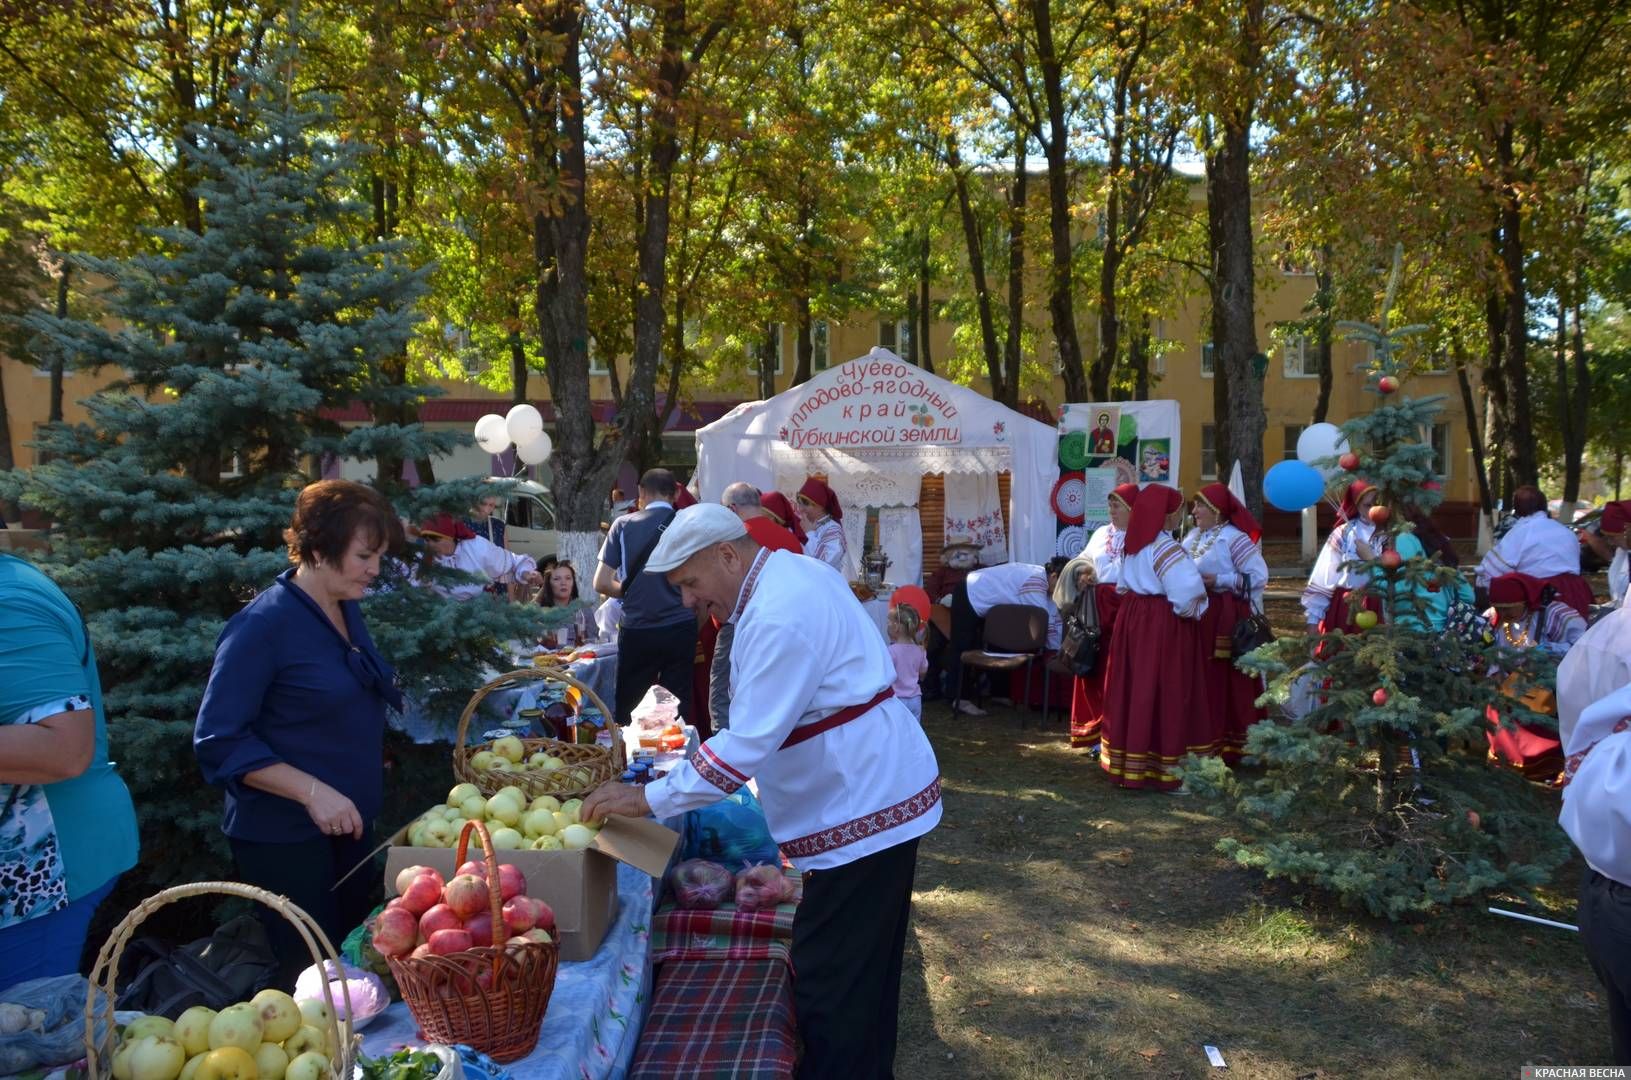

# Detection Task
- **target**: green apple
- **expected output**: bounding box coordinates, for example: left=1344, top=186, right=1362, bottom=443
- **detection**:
left=488, top=759, right=514, bottom=773
left=560, top=798, right=584, bottom=823
left=522, top=808, right=558, bottom=838
left=528, top=794, right=561, bottom=813
left=447, top=782, right=482, bottom=807
left=492, top=735, right=525, bottom=763
left=178, top=1053, right=206, bottom=1080
left=530, top=835, right=564, bottom=850
left=111, top=1040, right=137, bottom=1080
left=552, top=811, right=574, bottom=832
left=406, top=821, right=429, bottom=848
left=253, top=1042, right=289, bottom=1080
left=250, top=989, right=302, bottom=1044
left=422, top=817, right=456, bottom=847
left=538, top=756, right=564, bottom=772
left=458, top=794, right=488, bottom=820
left=296, top=1000, right=333, bottom=1035
left=173, top=1008, right=216, bottom=1058
left=469, top=750, right=499, bottom=771
left=560, top=823, right=596, bottom=850
left=495, top=785, right=526, bottom=804
left=525, top=752, right=552, bottom=769
left=128, top=1035, right=187, bottom=1080
left=489, top=827, right=525, bottom=850
left=284, top=1051, right=328, bottom=1080
left=486, top=793, right=523, bottom=827
left=282, top=1024, right=326, bottom=1061
left=206, top=1004, right=262, bottom=1053
left=124, top=1016, right=178, bottom=1045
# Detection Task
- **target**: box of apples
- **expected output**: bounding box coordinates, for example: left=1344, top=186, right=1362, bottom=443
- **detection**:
left=385, top=793, right=679, bottom=963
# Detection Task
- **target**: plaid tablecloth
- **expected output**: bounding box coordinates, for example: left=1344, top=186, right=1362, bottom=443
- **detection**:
left=630, top=957, right=798, bottom=1079
left=648, top=874, right=801, bottom=965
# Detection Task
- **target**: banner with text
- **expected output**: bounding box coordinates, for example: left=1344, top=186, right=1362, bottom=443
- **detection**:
left=777, top=357, right=966, bottom=450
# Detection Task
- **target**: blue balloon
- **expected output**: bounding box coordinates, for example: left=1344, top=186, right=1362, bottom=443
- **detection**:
left=1263, top=460, right=1327, bottom=512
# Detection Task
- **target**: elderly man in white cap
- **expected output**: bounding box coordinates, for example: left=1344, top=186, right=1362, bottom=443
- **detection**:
left=1561, top=681, right=1631, bottom=1065
left=582, top=504, right=941, bottom=1079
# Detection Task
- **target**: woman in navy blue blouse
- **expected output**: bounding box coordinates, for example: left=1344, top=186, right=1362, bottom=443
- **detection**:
left=194, top=480, right=403, bottom=981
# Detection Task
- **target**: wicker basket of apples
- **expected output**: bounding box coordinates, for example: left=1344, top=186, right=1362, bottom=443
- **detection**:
left=84, top=884, right=357, bottom=1080
left=374, top=820, right=559, bottom=1064
left=452, top=664, right=624, bottom=801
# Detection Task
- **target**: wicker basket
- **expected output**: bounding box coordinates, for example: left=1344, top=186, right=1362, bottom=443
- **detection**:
left=85, top=882, right=357, bottom=1079
left=386, top=820, right=560, bottom=1063
left=452, top=662, right=624, bottom=800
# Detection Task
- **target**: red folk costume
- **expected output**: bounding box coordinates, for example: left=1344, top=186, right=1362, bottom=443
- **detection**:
left=1185, top=484, right=1269, bottom=762
left=1302, top=480, right=1386, bottom=659
left=1100, top=485, right=1214, bottom=790
left=1484, top=573, right=1587, bottom=781
left=1069, top=483, right=1139, bottom=750
left=759, top=492, right=807, bottom=546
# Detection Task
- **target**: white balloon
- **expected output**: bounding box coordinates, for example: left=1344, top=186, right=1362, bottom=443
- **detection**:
left=506, top=403, right=544, bottom=445
left=474, top=413, right=511, bottom=454
left=1296, top=422, right=1349, bottom=477
left=516, top=430, right=553, bottom=465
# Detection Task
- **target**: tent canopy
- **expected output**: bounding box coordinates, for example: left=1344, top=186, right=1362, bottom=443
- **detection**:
left=695, top=349, right=1058, bottom=571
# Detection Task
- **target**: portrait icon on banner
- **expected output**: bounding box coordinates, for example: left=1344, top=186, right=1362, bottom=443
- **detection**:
left=1088, top=407, right=1121, bottom=456
left=1137, top=438, right=1171, bottom=483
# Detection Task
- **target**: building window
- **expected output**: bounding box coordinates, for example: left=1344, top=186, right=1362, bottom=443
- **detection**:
left=1283, top=424, right=1305, bottom=462
left=1200, top=341, right=1215, bottom=378
left=1423, top=347, right=1450, bottom=374
left=1430, top=422, right=1451, bottom=480
left=765, top=323, right=784, bottom=375
left=812, top=320, right=830, bottom=371
left=1200, top=424, right=1217, bottom=480
left=588, top=336, right=607, bottom=376
left=1282, top=333, right=1318, bottom=378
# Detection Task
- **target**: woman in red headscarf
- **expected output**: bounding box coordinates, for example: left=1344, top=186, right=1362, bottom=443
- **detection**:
left=1584, top=500, right=1631, bottom=609
left=759, top=491, right=807, bottom=546
left=1301, top=481, right=1385, bottom=652
left=1100, top=485, right=1214, bottom=791
left=1067, top=483, right=1141, bottom=752
left=1484, top=572, right=1588, bottom=780
left=1183, top=484, right=1270, bottom=761
left=798, top=477, right=848, bottom=575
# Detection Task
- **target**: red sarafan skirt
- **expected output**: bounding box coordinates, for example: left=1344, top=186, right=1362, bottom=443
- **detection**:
left=1100, top=592, right=1215, bottom=791
left=1486, top=705, right=1563, bottom=782
left=1543, top=573, right=1594, bottom=618
left=1314, top=585, right=1384, bottom=661
left=1198, top=590, right=1265, bottom=763
left=1069, top=585, right=1123, bottom=749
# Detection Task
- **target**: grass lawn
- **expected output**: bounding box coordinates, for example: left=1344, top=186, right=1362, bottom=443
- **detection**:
left=895, top=599, right=1604, bottom=1078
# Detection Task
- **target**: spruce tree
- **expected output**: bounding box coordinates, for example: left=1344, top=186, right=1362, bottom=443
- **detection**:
left=1, top=54, right=540, bottom=886
left=1180, top=250, right=1570, bottom=919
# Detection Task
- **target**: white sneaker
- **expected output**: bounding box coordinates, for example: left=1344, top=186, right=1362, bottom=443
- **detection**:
left=954, top=700, right=987, bottom=717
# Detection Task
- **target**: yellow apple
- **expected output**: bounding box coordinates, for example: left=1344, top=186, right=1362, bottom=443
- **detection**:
left=458, top=795, right=488, bottom=820
left=128, top=1035, right=187, bottom=1080
left=537, top=756, right=564, bottom=772
left=560, top=798, right=583, bottom=822
left=112, top=1040, right=137, bottom=1080
left=284, top=1052, right=328, bottom=1080
left=447, top=782, right=481, bottom=807
left=489, top=827, right=525, bottom=850
left=206, top=1004, right=262, bottom=1053
left=174, top=1008, right=216, bottom=1058
left=178, top=1054, right=206, bottom=1080
left=250, top=989, right=301, bottom=1044
left=551, top=811, right=573, bottom=832
left=492, top=735, right=525, bottom=763
left=281, top=1025, right=326, bottom=1062
left=194, top=1047, right=258, bottom=1080
left=560, top=823, right=596, bottom=850
left=530, top=835, right=564, bottom=850
left=421, top=817, right=456, bottom=847
left=522, top=808, right=558, bottom=838
left=486, top=793, right=523, bottom=827
left=123, top=1016, right=177, bottom=1045
left=488, top=759, right=515, bottom=773
left=296, top=1000, right=333, bottom=1035
left=528, top=794, right=561, bottom=813
left=252, top=1043, right=288, bottom=1080
left=525, top=752, right=551, bottom=769
left=495, top=784, right=525, bottom=804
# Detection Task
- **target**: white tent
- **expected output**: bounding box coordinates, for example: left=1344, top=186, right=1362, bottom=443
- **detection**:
left=694, top=349, right=1059, bottom=579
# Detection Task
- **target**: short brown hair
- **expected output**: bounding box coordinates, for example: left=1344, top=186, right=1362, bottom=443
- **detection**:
left=283, top=480, right=401, bottom=566
left=640, top=468, right=677, bottom=500
left=1513, top=485, right=1547, bottom=517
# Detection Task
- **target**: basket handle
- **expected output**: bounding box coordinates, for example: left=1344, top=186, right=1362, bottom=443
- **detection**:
left=451, top=663, right=624, bottom=776
left=84, top=882, right=354, bottom=1080
left=454, top=819, right=507, bottom=980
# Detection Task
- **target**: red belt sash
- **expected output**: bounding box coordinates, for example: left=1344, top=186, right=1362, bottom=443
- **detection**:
left=779, top=688, right=895, bottom=750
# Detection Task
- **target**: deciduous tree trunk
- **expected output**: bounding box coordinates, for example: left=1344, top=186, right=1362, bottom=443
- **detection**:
left=1454, top=353, right=1493, bottom=516
left=1312, top=249, right=1333, bottom=425
left=1206, top=122, right=1265, bottom=518
left=948, top=139, right=1006, bottom=405
left=1004, top=130, right=1026, bottom=398
left=917, top=231, right=934, bottom=375
left=48, top=264, right=68, bottom=423
left=1031, top=0, right=1087, bottom=403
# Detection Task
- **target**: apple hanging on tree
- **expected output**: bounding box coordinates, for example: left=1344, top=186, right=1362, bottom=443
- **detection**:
left=1368, top=504, right=1392, bottom=526
left=1372, top=688, right=1389, bottom=706
left=1377, top=375, right=1400, bottom=394
left=1339, top=452, right=1360, bottom=472
left=1380, top=550, right=1402, bottom=571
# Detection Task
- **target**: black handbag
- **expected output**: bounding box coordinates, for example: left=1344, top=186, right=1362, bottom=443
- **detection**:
left=115, top=914, right=280, bottom=1018
left=1230, top=609, right=1275, bottom=660
left=1060, top=588, right=1103, bottom=677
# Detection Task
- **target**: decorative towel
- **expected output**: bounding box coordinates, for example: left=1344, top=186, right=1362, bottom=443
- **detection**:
left=944, top=472, right=1007, bottom=564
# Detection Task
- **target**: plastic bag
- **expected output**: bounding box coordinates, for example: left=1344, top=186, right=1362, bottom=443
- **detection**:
left=682, top=788, right=779, bottom=869
left=734, top=864, right=793, bottom=913
left=0, top=974, right=113, bottom=1076
left=668, top=860, right=734, bottom=910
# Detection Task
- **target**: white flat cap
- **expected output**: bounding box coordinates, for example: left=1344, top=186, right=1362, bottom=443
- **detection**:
left=646, top=503, right=749, bottom=573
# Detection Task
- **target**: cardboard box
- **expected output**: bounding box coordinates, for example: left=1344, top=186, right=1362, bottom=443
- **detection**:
left=384, top=816, right=679, bottom=963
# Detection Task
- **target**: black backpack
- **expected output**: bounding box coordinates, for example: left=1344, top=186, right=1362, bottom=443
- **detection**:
left=115, top=914, right=280, bottom=1018
left=1059, top=588, right=1102, bottom=677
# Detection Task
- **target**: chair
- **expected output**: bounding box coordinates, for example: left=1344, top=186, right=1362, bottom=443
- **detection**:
left=952, top=603, right=1050, bottom=727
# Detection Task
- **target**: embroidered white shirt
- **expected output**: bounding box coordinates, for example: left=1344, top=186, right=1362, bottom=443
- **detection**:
left=1118, top=536, right=1209, bottom=620
left=438, top=536, right=537, bottom=599
left=1609, top=549, right=1627, bottom=609
left=965, top=563, right=1062, bottom=649
left=1301, top=520, right=1376, bottom=625
left=803, top=517, right=848, bottom=576
left=644, top=549, right=942, bottom=870
left=1182, top=523, right=1267, bottom=608
left=1083, top=524, right=1126, bottom=585
left=1558, top=605, right=1631, bottom=750
left=1476, top=513, right=1581, bottom=587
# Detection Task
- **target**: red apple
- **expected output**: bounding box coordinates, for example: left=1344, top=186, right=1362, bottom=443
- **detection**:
left=1379, top=550, right=1402, bottom=571
left=1372, top=688, right=1389, bottom=706
left=1368, top=504, right=1391, bottom=526
left=385, top=897, right=406, bottom=911
left=455, top=860, right=487, bottom=879
left=502, top=896, right=540, bottom=935
left=466, top=912, right=495, bottom=948
left=528, top=899, right=556, bottom=934
left=370, top=906, right=419, bottom=957
left=419, top=903, right=463, bottom=939
left=428, top=928, right=473, bottom=956
left=395, top=865, right=445, bottom=896
left=1467, top=810, right=1482, bottom=830
left=1378, top=375, right=1399, bottom=394
left=444, top=874, right=491, bottom=920
left=1339, top=452, right=1360, bottom=471
left=398, top=873, right=442, bottom=916
left=496, top=864, right=527, bottom=902
left=1426, top=579, right=1443, bottom=593
left=410, top=944, right=433, bottom=960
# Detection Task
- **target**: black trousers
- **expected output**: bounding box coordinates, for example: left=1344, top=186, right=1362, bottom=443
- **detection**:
left=944, top=583, right=984, bottom=702
left=615, top=620, right=698, bottom=728
left=793, top=837, right=920, bottom=1080
left=231, top=830, right=377, bottom=991
left=1579, top=867, right=1631, bottom=1065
